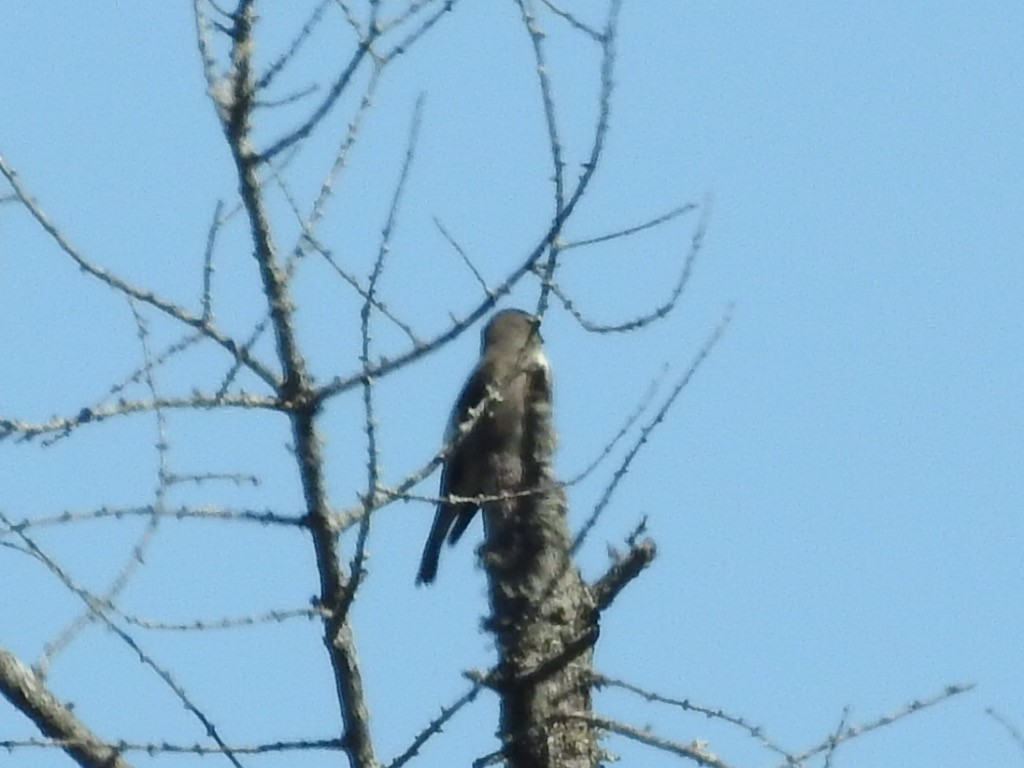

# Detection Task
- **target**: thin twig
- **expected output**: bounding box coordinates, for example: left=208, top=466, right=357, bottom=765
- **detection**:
left=556, top=199, right=709, bottom=334
left=117, top=606, right=321, bottom=632
left=783, top=684, right=976, bottom=767
left=516, top=0, right=565, bottom=216
left=300, top=64, right=381, bottom=245
left=563, top=203, right=697, bottom=250
left=822, top=707, right=849, bottom=768
left=515, top=0, right=566, bottom=321
left=0, top=736, right=343, bottom=756
left=258, top=29, right=378, bottom=163
left=1, top=514, right=245, bottom=768
left=35, top=300, right=167, bottom=677
left=201, top=200, right=225, bottom=320
left=343, top=95, right=425, bottom=615
left=564, top=364, right=668, bottom=487
left=381, top=1, right=460, bottom=64
left=593, top=674, right=790, bottom=758
left=0, top=153, right=279, bottom=388
left=387, top=681, right=485, bottom=768
left=573, top=713, right=734, bottom=768
left=1, top=392, right=278, bottom=443
left=256, top=0, right=332, bottom=90
left=572, top=307, right=732, bottom=553
left=433, top=216, right=491, bottom=295
left=537, top=0, right=603, bottom=41
left=986, top=708, right=1024, bottom=755
left=0, top=504, right=304, bottom=532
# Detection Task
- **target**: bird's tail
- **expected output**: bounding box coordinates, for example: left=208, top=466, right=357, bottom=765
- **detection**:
left=416, top=505, right=455, bottom=585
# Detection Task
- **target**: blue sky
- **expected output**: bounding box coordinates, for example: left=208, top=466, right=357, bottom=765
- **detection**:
left=1, top=3, right=1022, bottom=767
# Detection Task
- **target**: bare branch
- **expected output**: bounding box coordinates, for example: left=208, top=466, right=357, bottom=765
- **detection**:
left=433, top=216, right=492, bottom=295
left=563, top=203, right=697, bottom=251
left=201, top=200, right=225, bottom=320
left=387, top=681, right=485, bottom=768
left=255, top=83, right=321, bottom=109
left=116, top=606, right=321, bottom=632
left=594, top=674, right=790, bottom=759
left=0, top=735, right=344, bottom=756
left=590, top=538, right=657, bottom=612
left=256, top=0, right=333, bottom=91
left=0, top=646, right=132, bottom=768
left=822, top=707, right=849, bottom=768
left=535, top=0, right=620, bottom=324
left=334, top=0, right=366, bottom=38
left=0, top=514, right=244, bottom=767
left=555, top=200, right=709, bottom=334
left=516, top=0, right=566, bottom=215
left=516, top=0, right=570, bottom=322
left=0, top=504, right=304, bottom=532
left=1, top=392, right=278, bottom=443
left=298, top=63, right=381, bottom=244
left=0, top=154, right=280, bottom=388
left=166, top=470, right=260, bottom=487
left=35, top=301, right=168, bottom=678
left=217, top=7, right=377, bottom=763
left=783, top=684, right=975, bottom=767
left=343, top=94, right=426, bottom=614
left=575, top=713, right=735, bottom=768
left=536, top=0, right=603, bottom=41
left=193, top=0, right=223, bottom=117
left=380, top=0, right=461, bottom=64
left=310, top=234, right=420, bottom=342
left=255, top=73, right=390, bottom=349
left=257, top=36, right=376, bottom=163
left=83, top=330, right=208, bottom=418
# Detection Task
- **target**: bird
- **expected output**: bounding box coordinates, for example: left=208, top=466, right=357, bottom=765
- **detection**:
left=416, top=308, right=550, bottom=585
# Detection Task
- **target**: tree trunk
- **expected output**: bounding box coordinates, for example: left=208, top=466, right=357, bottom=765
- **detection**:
left=482, top=368, right=600, bottom=768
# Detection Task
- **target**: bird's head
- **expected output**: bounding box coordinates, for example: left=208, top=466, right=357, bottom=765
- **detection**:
left=481, top=309, right=542, bottom=353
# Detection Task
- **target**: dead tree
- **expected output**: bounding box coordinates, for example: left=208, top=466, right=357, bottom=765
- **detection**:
left=0, top=3, right=969, bottom=768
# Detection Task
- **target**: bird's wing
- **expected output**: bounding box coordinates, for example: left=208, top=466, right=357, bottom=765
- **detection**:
left=416, top=364, right=489, bottom=583
left=441, top=364, right=491, bottom=544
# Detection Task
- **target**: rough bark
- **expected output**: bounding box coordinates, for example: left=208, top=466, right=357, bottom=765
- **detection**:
left=482, top=367, right=599, bottom=768
left=0, top=645, right=132, bottom=768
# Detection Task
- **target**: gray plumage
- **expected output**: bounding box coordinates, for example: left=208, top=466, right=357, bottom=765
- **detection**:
left=417, top=309, right=550, bottom=585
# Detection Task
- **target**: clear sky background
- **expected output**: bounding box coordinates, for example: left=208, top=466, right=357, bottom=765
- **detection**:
left=1, top=3, right=1022, bottom=768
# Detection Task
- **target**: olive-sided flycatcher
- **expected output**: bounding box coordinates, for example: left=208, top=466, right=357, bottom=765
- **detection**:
left=417, top=309, right=550, bottom=585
